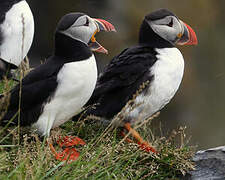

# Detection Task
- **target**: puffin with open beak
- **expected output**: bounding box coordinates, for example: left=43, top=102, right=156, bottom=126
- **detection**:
left=73, top=9, right=198, bottom=153
left=0, top=12, right=115, bottom=161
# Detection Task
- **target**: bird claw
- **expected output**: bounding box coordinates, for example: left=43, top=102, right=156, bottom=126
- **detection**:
left=122, top=123, right=158, bottom=154
left=57, top=136, right=86, bottom=148
left=137, top=141, right=157, bottom=153
left=50, top=136, right=86, bottom=162
left=54, top=147, right=80, bottom=161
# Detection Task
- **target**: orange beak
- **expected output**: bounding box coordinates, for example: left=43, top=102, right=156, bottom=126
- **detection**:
left=177, top=21, right=198, bottom=45
left=88, top=18, right=116, bottom=54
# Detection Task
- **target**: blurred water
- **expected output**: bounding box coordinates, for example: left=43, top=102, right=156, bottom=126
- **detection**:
left=26, top=0, right=225, bottom=150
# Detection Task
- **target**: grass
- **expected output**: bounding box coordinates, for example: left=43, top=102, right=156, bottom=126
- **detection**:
left=0, top=107, right=195, bottom=180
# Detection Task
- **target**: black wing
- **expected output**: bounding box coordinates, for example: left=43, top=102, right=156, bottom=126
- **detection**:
left=1, top=56, right=63, bottom=126
left=77, top=45, right=158, bottom=120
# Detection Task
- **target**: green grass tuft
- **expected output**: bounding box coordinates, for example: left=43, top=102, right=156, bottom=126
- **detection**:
left=0, top=119, right=195, bottom=180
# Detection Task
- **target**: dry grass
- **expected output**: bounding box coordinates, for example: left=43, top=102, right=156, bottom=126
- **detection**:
left=0, top=111, right=195, bottom=180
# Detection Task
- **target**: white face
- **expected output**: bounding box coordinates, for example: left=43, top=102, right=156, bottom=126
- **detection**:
left=149, top=16, right=184, bottom=44
left=60, top=15, right=98, bottom=44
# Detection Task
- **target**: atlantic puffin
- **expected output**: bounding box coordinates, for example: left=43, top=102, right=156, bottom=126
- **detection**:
left=0, top=12, right=115, bottom=160
left=73, top=9, right=198, bottom=153
left=0, top=0, right=34, bottom=79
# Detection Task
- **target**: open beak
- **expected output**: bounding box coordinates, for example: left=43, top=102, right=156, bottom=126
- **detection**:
left=88, top=18, right=116, bottom=54
left=94, top=19, right=116, bottom=32
left=177, top=21, right=198, bottom=45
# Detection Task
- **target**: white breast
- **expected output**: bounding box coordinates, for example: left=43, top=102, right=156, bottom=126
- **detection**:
left=33, top=55, right=97, bottom=136
left=128, top=47, right=184, bottom=124
left=0, top=0, right=34, bottom=66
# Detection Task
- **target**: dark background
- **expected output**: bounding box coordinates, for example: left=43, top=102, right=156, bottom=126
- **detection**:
left=27, top=0, right=225, bottom=150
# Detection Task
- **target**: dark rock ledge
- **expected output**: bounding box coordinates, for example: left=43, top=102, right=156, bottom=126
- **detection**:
left=183, top=146, right=225, bottom=180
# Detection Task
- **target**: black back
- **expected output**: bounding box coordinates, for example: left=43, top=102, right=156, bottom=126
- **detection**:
left=74, top=45, right=158, bottom=120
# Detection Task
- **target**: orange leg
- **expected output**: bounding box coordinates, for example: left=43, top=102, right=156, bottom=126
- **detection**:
left=124, top=123, right=157, bottom=153
left=48, top=136, right=85, bottom=162
left=120, top=130, right=135, bottom=143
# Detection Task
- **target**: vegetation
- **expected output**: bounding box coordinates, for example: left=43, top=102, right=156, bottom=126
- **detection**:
left=0, top=121, right=195, bottom=179
left=0, top=73, right=195, bottom=179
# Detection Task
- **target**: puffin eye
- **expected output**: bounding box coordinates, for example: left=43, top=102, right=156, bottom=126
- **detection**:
left=167, top=18, right=173, bottom=27
left=84, top=17, right=89, bottom=26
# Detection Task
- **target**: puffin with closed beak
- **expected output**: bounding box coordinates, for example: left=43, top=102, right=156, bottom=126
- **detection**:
left=73, top=9, right=198, bottom=153
left=0, top=0, right=34, bottom=79
left=0, top=12, right=116, bottom=161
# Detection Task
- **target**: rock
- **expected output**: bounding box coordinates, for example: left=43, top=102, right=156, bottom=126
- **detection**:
left=184, top=146, right=225, bottom=180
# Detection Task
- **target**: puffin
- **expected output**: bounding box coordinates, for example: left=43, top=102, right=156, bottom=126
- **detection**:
left=0, top=12, right=115, bottom=160
left=0, top=0, right=34, bottom=79
left=73, top=9, right=198, bottom=153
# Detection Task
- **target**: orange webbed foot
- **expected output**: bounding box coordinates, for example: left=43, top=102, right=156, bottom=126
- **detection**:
left=123, top=123, right=158, bottom=154
left=54, top=147, right=80, bottom=161
left=137, top=141, right=157, bottom=153
left=57, top=136, right=86, bottom=148
left=49, top=136, right=86, bottom=162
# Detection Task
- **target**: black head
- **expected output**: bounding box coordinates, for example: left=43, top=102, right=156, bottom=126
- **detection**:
left=54, top=13, right=116, bottom=59
left=56, top=12, right=98, bottom=45
left=139, top=9, right=198, bottom=48
left=55, top=12, right=116, bottom=54
left=56, top=12, right=85, bottom=32
left=146, top=9, right=176, bottom=21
